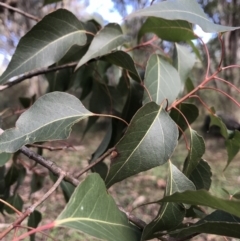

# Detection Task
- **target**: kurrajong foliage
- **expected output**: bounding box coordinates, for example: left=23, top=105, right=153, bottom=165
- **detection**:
left=1, top=0, right=240, bottom=240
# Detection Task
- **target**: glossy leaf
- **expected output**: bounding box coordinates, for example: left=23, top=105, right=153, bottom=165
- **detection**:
left=28, top=210, right=42, bottom=241
left=105, top=102, right=178, bottom=188
left=142, top=162, right=195, bottom=240
left=56, top=174, right=141, bottom=241
left=0, top=9, right=87, bottom=84
left=76, top=23, right=127, bottom=69
left=188, top=159, right=212, bottom=190
left=5, top=194, right=23, bottom=214
left=101, top=51, right=142, bottom=83
left=0, top=92, right=93, bottom=153
left=161, top=189, right=240, bottom=218
left=143, top=54, right=181, bottom=105
left=170, top=103, right=199, bottom=137
left=57, top=21, right=97, bottom=65
left=138, top=17, right=196, bottom=42
left=183, top=130, right=205, bottom=177
left=173, top=44, right=196, bottom=85
left=168, top=211, right=240, bottom=239
left=225, top=131, right=240, bottom=170
left=128, top=0, right=239, bottom=33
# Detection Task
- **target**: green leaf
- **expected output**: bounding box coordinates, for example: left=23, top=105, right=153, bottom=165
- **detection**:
left=30, top=173, right=45, bottom=194
left=5, top=194, right=23, bottom=214
left=105, top=102, right=178, bottom=188
left=101, top=51, right=142, bottom=83
left=138, top=17, right=196, bottom=42
left=45, top=67, right=74, bottom=92
left=188, top=159, right=212, bottom=190
left=173, top=44, right=196, bottom=86
left=56, top=174, right=141, bottom=241
left=58, top=45, right=90, bottom=65
left=5, top=164, right=20, bottom=186
left=225, top=131, right=240, bottom=170
left=168, top=211, right=240, bottom=239
left=0, top=153, right=11, bottom=166
left=90, top=123, right=112, bottom=180
left=142, top=161, right=195, bottom=240
left=209, top=112, right=228, bottom=138
left=187, top=40, right=202, bottom=62
left=0, top=92, right=93, bottom=153
left=143, top=54, right=181, bottom=105
left=185, top=77, right=195, bottom=93
left=128, top=0, right=239, bottom=33
left=170, top=103, right=199, bottom=137
left=0, top=9, right=87, bottom=84
left=76, top=23, right=127, bottom=70
left=0, top=166, right=9, bottom=213
left=50, top=172, right=75, bottom=202
left=161, top=189, right=240, bottom=218
left=72, top=63, right=94, bottom=100
left=60, top=180, right=75, bottom=203
left=28, top=210, right=42, bottom=241
left=121, top=79, right=143, bottom=124
left=183, top=130, right=205, bottom=177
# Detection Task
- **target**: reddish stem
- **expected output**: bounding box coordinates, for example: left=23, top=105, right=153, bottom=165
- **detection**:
left=214, top=76, right=240, bottom=94
left=198, top=36, right=211, bottom=79
left=125, top=36, right=158, bottom=52
left=200, top=86, right=240, bottom=108
left=177, top=125, right=190, bottom=150
left=189, top=95, right=214, bottom=114
left=217, top=34, right=224, bottom=70
left=222, top=65, right=240, bottom=70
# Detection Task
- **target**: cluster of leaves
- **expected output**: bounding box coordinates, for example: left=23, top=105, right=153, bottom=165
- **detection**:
left=1, top=0, right=240, bottom=240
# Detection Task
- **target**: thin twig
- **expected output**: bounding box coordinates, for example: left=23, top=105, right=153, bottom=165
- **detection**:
left=0, top=2, right=40, bottom=21
left=217, top=33, right=224, bottom=70
left=28, top=143, right=74, bottom=151
left=32, top=173, right=65, bottom=208
left=75, top=147, right=115, bottom=178
left=200, top=86, right=240, bottom=108
left=0, top=62, right=77, bottom=91
left=214, top=76, right=240, bottom=94
left=20, top=146, right=80, bottom=186
left=0, top=174, right=64, bottom=240
left=0, top=199, right=22, bottom=216
left=198, top=36, right=211, bottom=79
left=118, top=205, right=146, bottom=229
left=125, top=36, right=158, bottom=52
left=188, top=95, right=214, bottom=114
